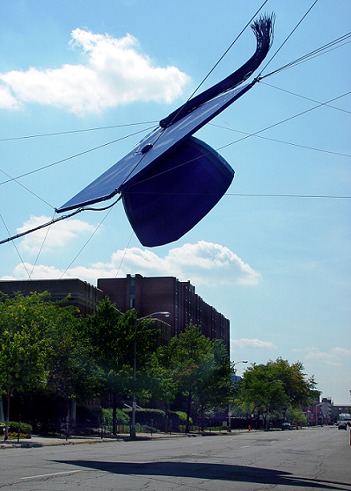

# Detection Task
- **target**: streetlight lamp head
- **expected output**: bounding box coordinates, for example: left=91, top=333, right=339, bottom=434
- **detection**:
left=233, top=360, right=248, bottom=366
left=138, top=311, right=170, bottom=321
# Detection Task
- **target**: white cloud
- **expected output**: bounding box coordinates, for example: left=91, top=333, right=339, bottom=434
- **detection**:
left=164, top=241, right=261, bottom=286
left=331, top=347, right=351, bottom=356
left=232, top=338, right=277, bottom=349
left=93, top=240, right=261, bottom=286
left=0, top=85, right=20, bottom=109
left=0, top=28, right=190, bottom=114
left=294, top=346, right=351, bottom=366
left=4, top=239, right=261, bottom=287
left=17, top=215, right=96, bottom=254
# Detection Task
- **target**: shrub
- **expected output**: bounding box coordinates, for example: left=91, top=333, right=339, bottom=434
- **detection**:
left=101, top=408, right=130, bottom=428
left=2, top=421, right=33, bottom=438
left=172, top=411, right=192, bottom=424
left=122, top=408, right=165, bottom=429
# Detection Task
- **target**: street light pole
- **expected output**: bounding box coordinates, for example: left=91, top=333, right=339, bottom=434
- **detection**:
left=130, top=311, right=170, bottom=438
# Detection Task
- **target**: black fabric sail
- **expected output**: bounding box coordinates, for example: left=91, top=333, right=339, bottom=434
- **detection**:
left=57, top=14, right=275, bottom=247
left=159, top=14, right=274, bottom=128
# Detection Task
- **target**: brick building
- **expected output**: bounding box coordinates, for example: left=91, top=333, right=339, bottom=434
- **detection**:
left=98, top=274, right=230, bottom=351
left=0, top=278, right=104, bottom=315
left=0, top=275, right=230, bottom=352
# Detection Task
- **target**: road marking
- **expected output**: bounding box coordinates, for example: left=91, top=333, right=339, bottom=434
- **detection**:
left=20, top=470, right=82, bottom=480
left=240, top=445, right=250, bottom=448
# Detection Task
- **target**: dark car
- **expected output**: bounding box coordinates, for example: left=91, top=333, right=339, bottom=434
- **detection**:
left=337, top=421, right=347, bottom=430
left=281, top=422, right=292, bottom=430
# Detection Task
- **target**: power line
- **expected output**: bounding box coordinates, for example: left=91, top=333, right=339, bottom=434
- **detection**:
left=261, top=31, right=351, bottom=79
left=0, top=168, right=54, bottom=208
left=0, top=214, right=31, bottom=277
left=187, top=0, right=270, bottom=101
left=0, top=126, right=155, bottom=187
left=0, top=121, right=158, bottom=143
left=258, top=81, right=351, bottom=115
left=29, top=211, right=56, bottom=279
left=258, top=0, right=320, bottom=77
left=0, top=197, right=121, bottom=246
left=210, top=123, right=351, bottom=158
left=60, top=206, right=114, bottom=279
left=217, top=89, right=351, bottom=151
left=226, top=192, right=351, bottom=199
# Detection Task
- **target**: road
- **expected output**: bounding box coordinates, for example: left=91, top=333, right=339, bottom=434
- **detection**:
left=1, top=427, right=350, bottom=490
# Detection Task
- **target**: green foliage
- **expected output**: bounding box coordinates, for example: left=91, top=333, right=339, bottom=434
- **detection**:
left=0, top=291, right=103, bottom=438
left=0, top=293, right=52, bottom=438
left=0, top=292, right=320, bottom=437
left=193, top=340, right=235, bottom=411
left=0, top=421, right=32, bottom=437
left=84, top=300, right=162, bottom=434
left=172, top=411, right=191, bottom=424
left=45, top=309, right=103, bottom=400
left=102, top=407, right=130, bottom=426
left=285, top=407, right=307, bottom=426
left=0, top=293, right=50, bottom=396
left=85, top=301, right=161, bottom=400
left=236, top=357, right=318, bottom=425
left=145, top=351, right=178, bottom=405
left=9, top=421, right=32, bottom=435
left=151, top=324, right=233, bottom=431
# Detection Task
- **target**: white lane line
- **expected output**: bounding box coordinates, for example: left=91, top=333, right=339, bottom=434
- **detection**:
left=20, top=470, right=82, bottom=480
left=240, top=445, right=250, bottom=448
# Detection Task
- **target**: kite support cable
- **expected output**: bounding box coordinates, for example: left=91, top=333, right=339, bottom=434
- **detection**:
left=0, top=197, right=122, bottom=246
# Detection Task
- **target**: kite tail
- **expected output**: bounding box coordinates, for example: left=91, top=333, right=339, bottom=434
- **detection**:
left=160, top=13, right=275, bottom=128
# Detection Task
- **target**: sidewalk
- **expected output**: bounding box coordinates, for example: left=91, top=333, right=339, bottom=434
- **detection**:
left=1, top=430, right=240, bottom=449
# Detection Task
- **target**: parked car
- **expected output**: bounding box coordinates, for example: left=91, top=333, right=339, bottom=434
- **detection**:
left=281, top=422, right=292, bottom=430
left=337, top=421, right=347, bottom=430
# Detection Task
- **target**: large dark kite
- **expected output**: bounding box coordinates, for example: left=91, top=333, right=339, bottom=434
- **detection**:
left=57, top=15, right=274, bottom=246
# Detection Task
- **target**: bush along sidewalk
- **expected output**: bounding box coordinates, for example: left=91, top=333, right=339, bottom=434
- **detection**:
left=1, top=421, right=32, bottom=440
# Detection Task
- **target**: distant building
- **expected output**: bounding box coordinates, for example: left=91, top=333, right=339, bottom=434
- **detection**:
left=0, top=274, right=230, bottom=351
left=320, top=397, right=333, bottom=425
left=332, top=405, right=351, bottom=422
left=98, top=274, right=230, bottom=351
left=0, top=278, right=103, bottom=315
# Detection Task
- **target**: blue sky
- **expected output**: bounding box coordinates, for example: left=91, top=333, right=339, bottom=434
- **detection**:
left=0, top=0, right=350, bottom=404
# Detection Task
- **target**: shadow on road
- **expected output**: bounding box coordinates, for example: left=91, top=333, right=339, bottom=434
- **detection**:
left=55, top=460, right=349, bottom=490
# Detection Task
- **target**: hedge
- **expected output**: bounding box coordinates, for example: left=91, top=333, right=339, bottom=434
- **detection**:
left=0, top=421, right=32, bottom=437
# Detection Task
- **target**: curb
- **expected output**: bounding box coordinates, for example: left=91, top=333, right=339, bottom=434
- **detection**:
left=1, top=431, right=241, bottom=449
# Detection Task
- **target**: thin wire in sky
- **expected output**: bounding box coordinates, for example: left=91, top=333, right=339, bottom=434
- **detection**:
left=0, top=121, right=158, bottom=143
left=0, top=126, right=155, bottom=187
left=186, top=0, right=270, bottom=101
left=59, top=205, right=115, bottom=279
left=257, top=0, right=320, bottom=77
left=217, top=90, right=351, bottom=152
left=0, top=213, right=31, bottom=278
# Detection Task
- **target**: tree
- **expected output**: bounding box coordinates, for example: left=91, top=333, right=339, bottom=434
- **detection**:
left=155, top=324, right=233, bottom=433
left=237, top=358, right=317, bottom=429
left=0, top=293, right=49, bottom=439
left=267, top=358, right=317, bottom=417
left=192, top=340, right=235, bottom=430
left=168, top=324, right=213, bottom=432
left=147, top=346, right=182, bottom=432
left=44, top=305, right=103, bottom=429
left=85, top=299, right=160, bottom=434
left=0, top=291, right=103, bottom=437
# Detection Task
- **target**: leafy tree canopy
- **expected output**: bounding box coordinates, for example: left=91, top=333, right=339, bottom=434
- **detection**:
left=237, top=357, right=318, bottom=421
